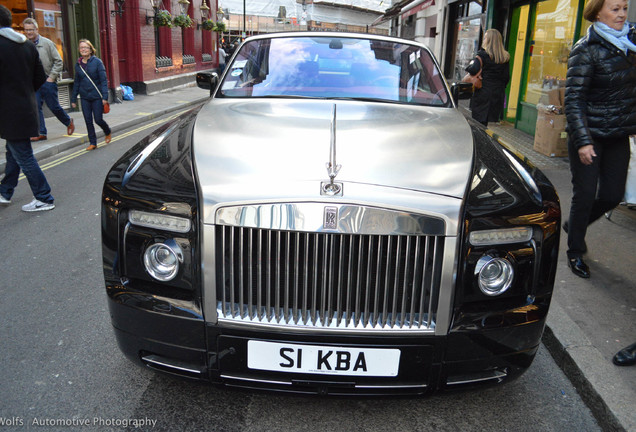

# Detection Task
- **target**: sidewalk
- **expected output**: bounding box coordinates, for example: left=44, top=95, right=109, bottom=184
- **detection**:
left=2, top=87, right=635, bottom=431
left=484, top=119, right=636, bottom=432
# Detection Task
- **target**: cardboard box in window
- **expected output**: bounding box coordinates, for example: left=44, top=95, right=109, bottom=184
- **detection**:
left=538, top=87, right=565, bottom=109
left=534, top=107, right=568, bottom=157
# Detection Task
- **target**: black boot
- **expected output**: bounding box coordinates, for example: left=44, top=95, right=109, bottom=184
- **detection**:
left=568, top=257, right=590, bottom=278
left=613, top=342, right=636, bottom=366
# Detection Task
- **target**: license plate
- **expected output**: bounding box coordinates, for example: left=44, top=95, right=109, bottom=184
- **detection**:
left=247, top=340, right=400, bottom=377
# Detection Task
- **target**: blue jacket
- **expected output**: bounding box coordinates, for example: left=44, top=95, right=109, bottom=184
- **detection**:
left=72, top=55, right=108, bottom=103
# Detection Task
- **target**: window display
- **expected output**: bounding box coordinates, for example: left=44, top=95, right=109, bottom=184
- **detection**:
left=521, top=0, right=579, bottom=106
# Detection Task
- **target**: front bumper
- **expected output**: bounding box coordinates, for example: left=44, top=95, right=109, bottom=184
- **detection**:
left=108, top=294, right=546, bottom=395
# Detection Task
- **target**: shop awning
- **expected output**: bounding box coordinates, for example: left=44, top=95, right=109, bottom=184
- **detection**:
left=370, top=0, right=435, bottom=26
left=370, top=0, right=411, bottom=26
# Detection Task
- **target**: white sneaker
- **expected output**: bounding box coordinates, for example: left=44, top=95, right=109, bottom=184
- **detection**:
left=21, top=199, right=55, bottom=212
left=0, top=195, right=10, bottom=205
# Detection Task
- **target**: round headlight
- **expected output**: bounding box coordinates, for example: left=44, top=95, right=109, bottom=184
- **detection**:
left=143, top=240, right=183, bottom=281
left=475, top=256, right=514, bottom=296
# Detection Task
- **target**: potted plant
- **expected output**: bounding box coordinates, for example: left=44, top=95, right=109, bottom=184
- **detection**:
left=214, top=21, right=226, bottom=32
left=173, top=14, right=193, bottom=28
left=153, top=9, right=172, bottom=27
left=200, top=19, right=215, bottom=31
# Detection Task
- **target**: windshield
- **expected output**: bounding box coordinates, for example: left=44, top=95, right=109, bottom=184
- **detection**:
left=218, top=36, right=451, bottom=107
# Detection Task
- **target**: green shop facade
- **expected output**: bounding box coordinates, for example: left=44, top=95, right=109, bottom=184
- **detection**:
left=484, top=0, right=634, bottom=134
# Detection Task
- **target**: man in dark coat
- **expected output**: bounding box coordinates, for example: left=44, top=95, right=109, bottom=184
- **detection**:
left=0, top=5, right=55, bottom=212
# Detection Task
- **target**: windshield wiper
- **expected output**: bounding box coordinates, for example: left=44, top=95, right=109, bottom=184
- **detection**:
left=327, top=96, right=398, bottom=104
left=258, top=94, right=322, bottom=99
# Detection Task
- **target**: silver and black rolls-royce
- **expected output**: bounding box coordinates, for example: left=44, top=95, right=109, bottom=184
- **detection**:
left=102, top=32, right=561, bottom=395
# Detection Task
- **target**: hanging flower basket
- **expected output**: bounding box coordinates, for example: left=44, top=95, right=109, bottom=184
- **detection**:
left=153, top=9, right=172, bottom=27
left=200, top=19, right=215, bottom=31
left=214, top=21, right=226, bottom=32
left=173, top=14, right=193, bottom=28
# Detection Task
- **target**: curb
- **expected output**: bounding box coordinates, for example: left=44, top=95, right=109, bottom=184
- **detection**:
left=544, top=303, right=635, bottom=432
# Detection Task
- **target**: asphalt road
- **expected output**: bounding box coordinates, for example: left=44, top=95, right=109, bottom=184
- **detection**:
left=0, top=116, right=602, bottom=432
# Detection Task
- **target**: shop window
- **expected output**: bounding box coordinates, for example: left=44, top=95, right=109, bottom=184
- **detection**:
left=8, top=0, right=70, bottom=78
left=5, top=0, right=28, bottom=29
left=467, top=1, right=482, bottom=16
left=521, top=0, right=579, bottom=106
left=453, top=16, right=483, bottom=81
left=34, top=1, right=66, bottom=62
left=457, top=1, right=482, bottom=17
left=450, top=0, right=484, bottom=82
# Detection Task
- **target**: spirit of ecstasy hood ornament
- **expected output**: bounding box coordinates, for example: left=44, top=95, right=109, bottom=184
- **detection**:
left=322, top=105, right=342, bottom=196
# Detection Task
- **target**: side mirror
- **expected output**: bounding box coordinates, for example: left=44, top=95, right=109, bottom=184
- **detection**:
left=196, top=72, right=220, bottom=97
left=451, top=82, right=474, bottom=104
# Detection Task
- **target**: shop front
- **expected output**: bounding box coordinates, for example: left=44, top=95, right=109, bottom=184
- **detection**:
left=505, top=0, right=585, bottom=134
left=442, top=0, right=593, bottom=139
left=1, top=0, right=101, bottom=109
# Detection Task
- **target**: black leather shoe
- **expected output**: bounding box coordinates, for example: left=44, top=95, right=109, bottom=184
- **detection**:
left=568, top=257, right=590, bottom=278
left=562, top=222, right=587, bottom=253
left=613, top=342, right=636, bottom=366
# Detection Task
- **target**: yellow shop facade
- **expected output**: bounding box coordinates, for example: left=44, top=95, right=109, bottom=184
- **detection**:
left=504, top=0, right=597, bottom=134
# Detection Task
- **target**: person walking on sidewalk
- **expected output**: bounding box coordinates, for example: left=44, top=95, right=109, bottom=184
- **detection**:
left=71, top=39, right=111, bottom=151
left=22, top=18, right=74, bottom=142
left=0, top=5, right=55, bottom=212
left=563, top=0, right=636, bottom=278
left=465, top=29, right=510, bottom=127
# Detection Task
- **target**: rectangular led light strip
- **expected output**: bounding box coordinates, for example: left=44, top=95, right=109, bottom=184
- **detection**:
left=469, top=227, right=533, bottom=246
left=129, top=210, right=191, bottom=233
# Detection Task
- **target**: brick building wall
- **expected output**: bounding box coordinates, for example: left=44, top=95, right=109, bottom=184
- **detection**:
left=106, top=0, right=221, bottom=95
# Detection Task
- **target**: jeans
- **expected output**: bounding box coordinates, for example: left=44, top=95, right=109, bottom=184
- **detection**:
left=81, top=98, right=111, bottom=146
left=36, top=81, right=72, bottom=136
left=567, top=135, right=630, bottom=258
left=0, top=139, right=54, bottom=203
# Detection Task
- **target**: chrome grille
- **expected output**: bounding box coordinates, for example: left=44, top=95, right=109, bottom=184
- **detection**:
left=215, top=226, right=444, bottom=331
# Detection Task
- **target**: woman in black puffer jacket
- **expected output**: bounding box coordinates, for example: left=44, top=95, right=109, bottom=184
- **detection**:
left=563, top=0, right=636, bottom=279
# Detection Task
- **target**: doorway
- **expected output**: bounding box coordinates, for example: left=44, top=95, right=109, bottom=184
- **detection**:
left=505, top=5, right=530, bottom=123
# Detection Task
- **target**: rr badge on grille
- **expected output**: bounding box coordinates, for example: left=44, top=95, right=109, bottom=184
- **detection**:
left=324, top=207, right=338, bottom=230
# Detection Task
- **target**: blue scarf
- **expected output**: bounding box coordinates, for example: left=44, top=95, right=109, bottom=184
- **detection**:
left=593, top=22, right=636, bottom=54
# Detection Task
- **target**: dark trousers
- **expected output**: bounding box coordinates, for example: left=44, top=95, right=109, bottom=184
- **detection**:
left=81, top=98, right=111, bottom=146
left=0, top=139, right=54, bottom=203
left=36, top=81, right=71, bottom=136
left=567, top=136, right=630, bottom=258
